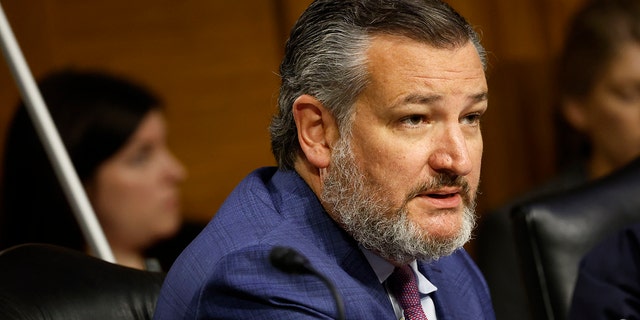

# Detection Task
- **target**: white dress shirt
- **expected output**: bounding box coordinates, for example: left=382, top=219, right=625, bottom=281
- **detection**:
left=361, top=247, right=438, bottom=320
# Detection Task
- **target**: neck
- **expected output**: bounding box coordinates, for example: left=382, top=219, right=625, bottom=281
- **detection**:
left=294, top=160, right=326, bottom=203
left=112, top=246, right=147, bottom=270
left=588, top=153, right=616, bottom=180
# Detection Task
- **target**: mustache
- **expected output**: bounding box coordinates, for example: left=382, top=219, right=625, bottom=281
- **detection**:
left=406, top=173, right=472, bottom=205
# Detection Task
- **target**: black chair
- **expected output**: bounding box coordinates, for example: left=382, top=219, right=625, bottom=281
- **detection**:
left=511, top=157, right=640, bottom=320
left=0, top=243, right=166, bottom=319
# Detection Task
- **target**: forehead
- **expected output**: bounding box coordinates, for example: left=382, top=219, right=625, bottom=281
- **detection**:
left=358, top=34, right=487, bottom=108
left=365, top=34, right=485, bottom=85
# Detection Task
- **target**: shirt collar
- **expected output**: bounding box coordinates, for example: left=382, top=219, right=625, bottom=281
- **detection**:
left=360, top=246, right=438, bottom=295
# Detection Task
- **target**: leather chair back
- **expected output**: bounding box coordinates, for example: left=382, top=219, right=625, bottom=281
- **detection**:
left=511, top=157, right=640, bottom=320
left=0, top=243, right=166, bottom=319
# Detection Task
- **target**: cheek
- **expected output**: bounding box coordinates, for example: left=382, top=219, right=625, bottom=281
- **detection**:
left=470, top=139, right=483, bottom=185
left=355, top=137, right=415, bottom=176
left=588, top=90, right=639, bottom=128
left=598, top=107, right=630, bottom=128
left=93, top=183, right=131, bottom=221
left=591, top=105, right=639, bottom=144
left=92, top=176, right=145, bottom=223
left=597, top=113, right=640, bottom=162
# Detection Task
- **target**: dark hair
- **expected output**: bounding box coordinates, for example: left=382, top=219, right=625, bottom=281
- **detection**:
left=0, top=69, right=161, bottom=250
left=269, top=0, right=486, bottom=170
left=559, top=0, right=640, bottom=99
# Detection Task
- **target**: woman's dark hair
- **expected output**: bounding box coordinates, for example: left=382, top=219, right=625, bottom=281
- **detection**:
left=0, top=69, right=161, bottom=250
left=559, top=0, right=640, bottom=100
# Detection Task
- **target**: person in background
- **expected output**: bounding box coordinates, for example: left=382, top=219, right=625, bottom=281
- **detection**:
left=475, top=0, right=640, bottom=318
left=568, top=222, right=640, bottom=319
left=0, top=69, right=188, bottom=271
left=154, top=0, right=494, bottom=319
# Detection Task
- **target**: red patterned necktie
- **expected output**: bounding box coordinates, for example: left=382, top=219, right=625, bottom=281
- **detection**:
left=388, top=265, right=429, bottom=320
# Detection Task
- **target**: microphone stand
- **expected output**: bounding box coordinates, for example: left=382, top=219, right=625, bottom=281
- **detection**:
left=309, top=266, right=346, bottom=320
left=0, top=2, right=115, bottom=263
left=270, top=246, right=346, bottom=320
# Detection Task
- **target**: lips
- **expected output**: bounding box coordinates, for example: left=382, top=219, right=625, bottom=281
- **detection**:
left=163, top=192, right=181, bottom=211
left=428, top=193, right=456, bottom=199
left=418, top=188, right=462, bottom=209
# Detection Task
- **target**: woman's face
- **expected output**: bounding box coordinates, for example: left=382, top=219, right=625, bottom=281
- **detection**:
left=566, top=42, right=640, bottom=177
left=88, top=110, right=186, bottom=250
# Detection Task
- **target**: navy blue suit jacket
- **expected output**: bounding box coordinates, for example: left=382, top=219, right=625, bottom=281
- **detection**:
left=569, top=223, right=640, bottom=319
left=154, top=167, right=495, bottom=319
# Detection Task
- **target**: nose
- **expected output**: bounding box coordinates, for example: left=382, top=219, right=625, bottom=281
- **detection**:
left=163, top=149, right=187, bottom=183
left=427, top=124, right=473, bottom=176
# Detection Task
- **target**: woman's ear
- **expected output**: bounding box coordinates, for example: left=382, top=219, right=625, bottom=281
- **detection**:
left=293, top=95, right=338, bottom=169
left=562, top=97, right=589, bottom=132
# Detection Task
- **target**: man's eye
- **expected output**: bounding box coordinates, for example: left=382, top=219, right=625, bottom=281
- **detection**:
left=462, top=113, right=482, bottom=126
left=401, top=115, right=425, bottom=126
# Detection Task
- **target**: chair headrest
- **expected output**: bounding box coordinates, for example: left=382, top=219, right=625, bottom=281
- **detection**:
left=511, top=156, right=640, bottom=319
left=0, top=243, right=166, bottom=320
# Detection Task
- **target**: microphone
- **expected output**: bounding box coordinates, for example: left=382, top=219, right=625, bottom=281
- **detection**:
left=269, top=246, right=346, bottom=320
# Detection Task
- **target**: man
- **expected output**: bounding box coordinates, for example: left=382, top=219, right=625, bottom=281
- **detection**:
left=154, top=0, right=494, bottom=318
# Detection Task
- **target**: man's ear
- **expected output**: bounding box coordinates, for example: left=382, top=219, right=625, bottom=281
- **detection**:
left=293, top=94, right=338, bottom=169
left=562, top=97, right=589, bottom=132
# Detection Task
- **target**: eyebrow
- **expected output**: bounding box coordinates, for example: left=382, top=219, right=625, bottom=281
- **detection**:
left=403, top=94, right=441, bottom=105
left=397, top=91, right=488, bottom=107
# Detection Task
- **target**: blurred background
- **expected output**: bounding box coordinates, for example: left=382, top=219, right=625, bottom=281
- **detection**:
left=0, top=0, right=586, bottom=252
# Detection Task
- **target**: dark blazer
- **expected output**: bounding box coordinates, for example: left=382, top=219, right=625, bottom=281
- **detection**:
left=569, top=223, right=640, bottom=320
left=154, top=167, right=495, bottom=319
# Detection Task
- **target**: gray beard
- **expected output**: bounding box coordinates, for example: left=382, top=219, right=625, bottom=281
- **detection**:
left=320, top=137, right=477, bottom=264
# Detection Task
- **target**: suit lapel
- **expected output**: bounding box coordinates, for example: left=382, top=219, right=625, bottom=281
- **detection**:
left=419, top=251, right=487, bottom=320
left=340, top=247, right=396, bottom=317
left=420, top=262, right=453, bottom=320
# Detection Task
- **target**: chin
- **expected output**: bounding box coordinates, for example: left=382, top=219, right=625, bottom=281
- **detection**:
left=415, top=212, right=463, bottom=236
left=155, top=215, right=182, bottom=239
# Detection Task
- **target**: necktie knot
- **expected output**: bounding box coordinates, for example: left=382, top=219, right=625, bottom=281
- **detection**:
left=388, top=265, right=428, bottom=320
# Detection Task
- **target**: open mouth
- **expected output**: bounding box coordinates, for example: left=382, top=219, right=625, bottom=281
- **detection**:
left=427, top=193, right=457, bottom=199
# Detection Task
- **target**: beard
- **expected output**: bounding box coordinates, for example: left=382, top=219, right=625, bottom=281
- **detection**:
left=320, top=137, right=477, bottom=264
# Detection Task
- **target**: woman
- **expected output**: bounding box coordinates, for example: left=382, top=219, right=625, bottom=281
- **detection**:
left=476, top=0, right=640, bottom=318
left=0, top=69, right=187, bottom=271
left=557, top=0, right=640, bottom=180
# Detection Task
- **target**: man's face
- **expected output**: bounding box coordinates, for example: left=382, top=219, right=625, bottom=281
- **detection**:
left=321, top=35, right=487, bottom=264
